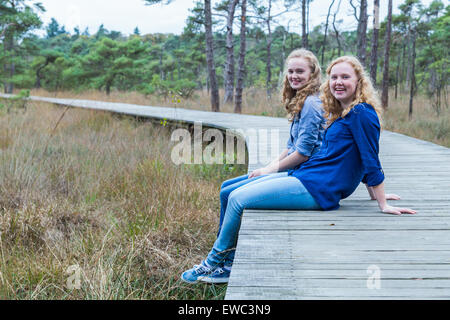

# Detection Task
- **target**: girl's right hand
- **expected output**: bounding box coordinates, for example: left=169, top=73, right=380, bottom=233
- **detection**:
left=248, top=169, right=261, bottom=178
left=381, top=205, right=417, bottom=215
left=249, top=166, right=276, bottom=178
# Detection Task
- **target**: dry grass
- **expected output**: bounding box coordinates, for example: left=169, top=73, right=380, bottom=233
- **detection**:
left=383, top=91, right=450, bottom=148
left=0, top=100, right=246, bottom=299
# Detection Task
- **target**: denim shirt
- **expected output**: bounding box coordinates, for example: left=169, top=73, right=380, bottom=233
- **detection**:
left=287, top=95, right=326, bottom=160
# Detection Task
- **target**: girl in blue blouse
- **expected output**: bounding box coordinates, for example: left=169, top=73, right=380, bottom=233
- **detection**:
left=181, top=49, right=326, bottom=284
left=293, top=55, right=416, bottom=214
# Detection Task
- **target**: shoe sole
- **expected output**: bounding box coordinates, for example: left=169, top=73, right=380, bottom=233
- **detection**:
left=200, top=277, right=229, bottom=284
left=180, top=274, right=205, bottom=284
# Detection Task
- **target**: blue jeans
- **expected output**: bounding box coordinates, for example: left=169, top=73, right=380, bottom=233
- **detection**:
left=207, top=172, right=320, bottom=267
left=217, top=173, right=268, bottom=236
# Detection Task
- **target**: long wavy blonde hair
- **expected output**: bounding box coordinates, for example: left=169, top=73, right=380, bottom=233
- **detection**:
left=281, top=49, right=322, bottom=122
left=320, top=56, right=382, bottom=127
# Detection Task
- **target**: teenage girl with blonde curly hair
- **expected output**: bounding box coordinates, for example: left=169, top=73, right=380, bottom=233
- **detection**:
left=181, top=49, right=326, bottom=284
left=289, top=55, right=416, bottom=213
left=321, top=55, right=383, bottom=124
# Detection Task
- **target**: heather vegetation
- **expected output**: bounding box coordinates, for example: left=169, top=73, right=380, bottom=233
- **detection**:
left=0, top=100, right=246, bottom=298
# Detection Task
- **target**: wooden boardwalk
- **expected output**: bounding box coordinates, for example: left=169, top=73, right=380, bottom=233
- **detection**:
left=2, top=94, right=450, bottom=299
left=228, top=130, right=450, bottom=299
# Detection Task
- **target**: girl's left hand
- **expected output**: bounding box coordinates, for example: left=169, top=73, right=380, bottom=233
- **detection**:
left=382, top=205, right=417, bottom=215
left=370, top=193, right=401, bottom=200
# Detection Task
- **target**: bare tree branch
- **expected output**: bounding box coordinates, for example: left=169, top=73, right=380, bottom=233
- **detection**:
left=0, top=23, right=16, bottom=38
left=349, top=0, right=360, bottom=21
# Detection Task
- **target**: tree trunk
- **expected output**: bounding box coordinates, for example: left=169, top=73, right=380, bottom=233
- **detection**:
left=381, top=0, right=392, bottom=109
left=321, top=0, right=336, bottom=65
left=281, top=26, right=286, bottom=72
left=234, top=0, right=247, bottom=114
left=401, top=40, right=406, bottom=92
left=395, top=46, right=400, bottom=99
left=204, top=0, right=220, bottom=112
left=3, top=32, right=14, bottom=94
left=106, top=81, right=111, bottom=96
left=369, top=0, right=380, bottom=85
left=223, top=0, right=239, bottom=104
left=266, top=0, right=273, bottom=98
left=405, top=34, right=412, bottom=92
left=306, top=0, right=310, bottom=38
left=408, top=27, right=416, bottom=119
left=159, top=46, right=164, bottom=80
left=332, top=0, right=342, bottom=57
left=301, top=0, right=308, bottom=49
left=35, top=63, right=48, bottom=89
left=356, top=0, right=368, bottom=66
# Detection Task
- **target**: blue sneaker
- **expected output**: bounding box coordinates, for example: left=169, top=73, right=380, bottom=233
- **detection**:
left=200, top=266, right=231, bottom=284
left=181, top=261, right=214, bottom=284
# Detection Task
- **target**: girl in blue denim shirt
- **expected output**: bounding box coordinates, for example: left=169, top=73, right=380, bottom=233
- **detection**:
left=216, top=49, right=326, bottom=235
left=181, top=49, right=326, bottom=284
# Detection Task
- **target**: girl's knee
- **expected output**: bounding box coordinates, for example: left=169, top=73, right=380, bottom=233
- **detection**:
left=220, top=174, right=249, bottom=190
left=228, top=189, right=245, bottom=208
left=220, top=180, right=228, bottom=190
left=220, top=187, right=231, bottom=202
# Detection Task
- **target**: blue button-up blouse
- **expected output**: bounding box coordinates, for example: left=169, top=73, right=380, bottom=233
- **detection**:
left=290, top=103, right=385, bottom=210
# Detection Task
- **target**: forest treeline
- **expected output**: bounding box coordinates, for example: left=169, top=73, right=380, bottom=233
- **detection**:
left=0, top=0, right=448, bottom=114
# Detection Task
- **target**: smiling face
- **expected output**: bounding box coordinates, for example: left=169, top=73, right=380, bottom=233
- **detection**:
left=287, top=57, right=312, bottom=91
left=329, top=62, right=359, bottom=109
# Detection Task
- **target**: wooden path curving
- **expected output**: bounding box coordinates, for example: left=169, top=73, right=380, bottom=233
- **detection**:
left=2, top=94, right=450, bottom=299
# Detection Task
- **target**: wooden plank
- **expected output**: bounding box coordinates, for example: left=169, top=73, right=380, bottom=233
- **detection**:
left=225, top=286, right=450, bottom=300
left=228, top=278, right=450, bottom=289
left=227, top=268, right=450, bottom=278
left=235, top=237, right=450, bottom=249
left=231, top=254, right=450, bottom=264
left=226, top=262, right=450, bottom=270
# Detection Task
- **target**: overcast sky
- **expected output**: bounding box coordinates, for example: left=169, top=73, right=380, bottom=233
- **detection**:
left=33, top=0, right=434, bottom=37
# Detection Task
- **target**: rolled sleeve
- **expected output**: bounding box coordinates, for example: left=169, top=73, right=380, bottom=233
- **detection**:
left=287, top=139, right=293, bottom=150
left=287, top=121, right=294, bottom=150
left=361, top=174, right=368, bottom=184
left=349, top=104, right=385, bottom=187
left=363, top=169, right=385, bottom=186
left=294, top=97, right=324, bottom=157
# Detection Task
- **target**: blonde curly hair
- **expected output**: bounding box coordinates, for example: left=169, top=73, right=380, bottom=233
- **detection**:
left=281, top=49, right=322, bottom=122
left=320, top=55, right=382, bottom=127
